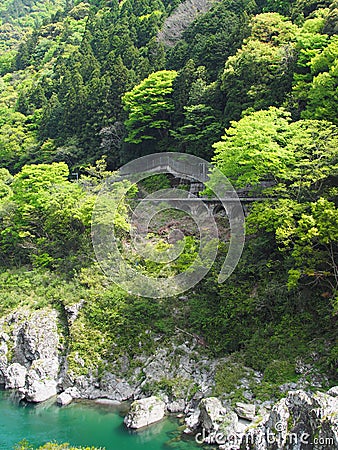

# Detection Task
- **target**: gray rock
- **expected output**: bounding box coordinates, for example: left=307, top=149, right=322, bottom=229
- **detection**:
left=99, top=372, right=134, bottom=401
left=239, top=389, right=338, bottom=450
left=14, top=309, right=60, bottom=366
left=0, top=334, right=7, bottom=384
left=242, top=390, right=254, bottom=401
left=279, top=382, right=299, bottom=393
left=295, top=357, right=312, bottom=375
left=235, top=402, right=256, bottom=421
left=124, top=396, right=166, bottom=429
left=167, top=399, right=186, bottom=413
left=64, top=301, right=84, bottom=325
left=328, top=386, right=338, bottom=397
left=64, top=386, right=81, bottom=399
left=0, top=332, right=9, bottom=379
left=95, top=398, right=121, bottom=405
left=0, top=309, right=61, bottom=403
left=5, top=363, right=27, bottom=389
left=72, top=372, right=134, bottom=401
left=199, top=397, right=227, bottom=432
left=23, top=358, right=59, bottom=403
left=196, top=398, right=243, bottom=447
left=184, top=408, right=200, bottom=433
left=57, top=392, right=73, bottom=406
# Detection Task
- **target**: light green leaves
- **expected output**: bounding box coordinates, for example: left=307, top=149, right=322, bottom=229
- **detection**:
left=213, top=107, right=338, bottom=296
left=122, top=70, right=178, bottom=144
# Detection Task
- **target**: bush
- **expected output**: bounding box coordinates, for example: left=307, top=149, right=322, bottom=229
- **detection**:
left=263, top=360, right=297, bottom=384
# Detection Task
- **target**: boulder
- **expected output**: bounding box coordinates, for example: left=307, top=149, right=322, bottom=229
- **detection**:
left=5, top=363, right=27, bottom=389
left=124, top=396, right=166, bottom=429
left=64, top=386, right=81, bottom=399
left=57, top=392, right=73, bottom=406
left=195, top=398, right=242, bottom=447
left=235, top=402, right=256, bottom=421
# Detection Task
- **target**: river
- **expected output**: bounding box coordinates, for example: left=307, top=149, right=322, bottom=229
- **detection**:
left=0, top=390, right=201, bottom=450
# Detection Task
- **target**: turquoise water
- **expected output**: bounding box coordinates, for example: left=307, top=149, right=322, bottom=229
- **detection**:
left=0, top=390, right=200, bottom=450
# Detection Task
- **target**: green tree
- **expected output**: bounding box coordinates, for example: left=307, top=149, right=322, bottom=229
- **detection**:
left=167, top=0, right=255, bottom=79
left=290, top=14, right=332, bottom=119
left=122, top=69, right=178, bottom=144
left=221, top=13, right=299, bottom=123
left=1, top=163, right=92, bottom=268
left=301, top=36, right=338, bottom=123
left=213, top=107, right=292, bottom=187
left=171, top=104, right=222, bottom=159
left=213, top=107, right=338, bottom=300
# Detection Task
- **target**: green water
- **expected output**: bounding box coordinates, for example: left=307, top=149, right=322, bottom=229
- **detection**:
left=0, top=391, right=200, bottom=450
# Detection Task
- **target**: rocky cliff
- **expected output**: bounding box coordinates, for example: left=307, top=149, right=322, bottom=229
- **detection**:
left=0, top=306, right=337, bottom=450
left=0, top=308, right=61, bottom=402
left=186, top=390, right=338, bottom=449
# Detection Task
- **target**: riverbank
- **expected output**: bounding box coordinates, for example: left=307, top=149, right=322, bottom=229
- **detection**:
left=0, top=306, right=337, bottom=450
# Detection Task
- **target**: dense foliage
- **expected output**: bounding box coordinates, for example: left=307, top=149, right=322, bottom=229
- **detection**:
left=0, top=0, right=337, bottom=418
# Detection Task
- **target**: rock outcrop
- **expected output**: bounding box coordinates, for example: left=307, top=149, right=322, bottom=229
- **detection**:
left=61, top=341, right=219, bottom=407
left=68, top=371, right=134, bottom=402
left=25, top=357, right=59, bottom=402
left=0, top=308, right=61, bottom=403
left=124, top=396, right=166, bottom=429
left=5, top=363, right=27, bottom=389
left=0, top=304, right=337, bottom=450
left=328, top=386, right=338, bottom=397
left=188, top=390, right=338, bottom=449
left=236, top=389, right=338, bottom=450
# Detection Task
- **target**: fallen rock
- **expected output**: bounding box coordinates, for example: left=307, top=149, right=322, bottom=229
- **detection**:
left=235, top=402, right=256, bottom=421
left=64, top=386, right=81, bottom=399
left=124, top=396, right=166, bottom=429
left=57, top=392, right=73, bottom=406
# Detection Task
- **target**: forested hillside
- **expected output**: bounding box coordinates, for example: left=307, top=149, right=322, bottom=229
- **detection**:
left=0, top=0, right=337, bottom=402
